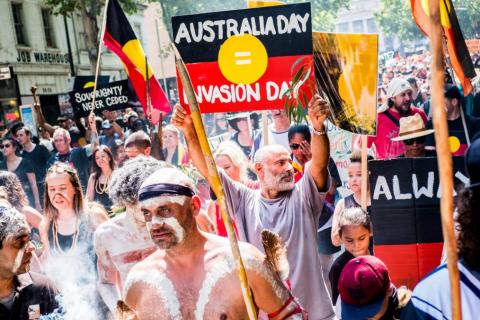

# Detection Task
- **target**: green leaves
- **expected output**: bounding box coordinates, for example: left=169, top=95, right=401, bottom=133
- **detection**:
left=282, top=57, right=313, bottom=125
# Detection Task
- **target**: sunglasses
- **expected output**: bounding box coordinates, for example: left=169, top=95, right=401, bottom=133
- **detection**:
left=0, top=143, right=12, bottom=149
left=289, top=143, right=301, bottom=150
left=404, top=136, right=426, bottom=146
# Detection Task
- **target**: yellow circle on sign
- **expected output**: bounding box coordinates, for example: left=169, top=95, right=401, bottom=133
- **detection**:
left=449, top=136, right=461, bottom=153
left=218, top=34, right=268, bottom=85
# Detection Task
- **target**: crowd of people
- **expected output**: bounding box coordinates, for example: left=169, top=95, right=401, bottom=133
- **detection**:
left=0, top=50, right=479, bottom=320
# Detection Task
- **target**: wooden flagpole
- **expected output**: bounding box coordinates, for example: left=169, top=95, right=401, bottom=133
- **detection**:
left=360, top=135, right=368, bottom=210
left=90, top=0, right=110, bottom=114
left=429, top=0, right=461, bottom=319
left=173, top=45, right=257, bottom=320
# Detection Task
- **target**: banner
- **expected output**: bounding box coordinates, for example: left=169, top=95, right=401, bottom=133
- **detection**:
left=69, top=80, right=129, bottom=118
left=313, top=32, right=378, bottom=135
left=369, top=156, right=467, bottom=287
left=19, top=105, right=37, bottom=136
left=172, top=3, right=314, bottom=113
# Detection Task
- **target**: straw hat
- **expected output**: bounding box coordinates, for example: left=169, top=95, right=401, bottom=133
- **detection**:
left=391, top=114, right=434, bottom=141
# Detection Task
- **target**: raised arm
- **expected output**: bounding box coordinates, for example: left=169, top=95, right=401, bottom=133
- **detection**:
left=33, top=103, right=55, bottom=135
left=307, top=94, right=330, bottom=190
left=88, top=113, right=98, bottom=154
left=171, top=104, right=211, bottom=184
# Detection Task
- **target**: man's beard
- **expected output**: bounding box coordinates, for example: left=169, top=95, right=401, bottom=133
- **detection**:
left=262, top=169, right=295, bottom=192
left=394, top=102, right=411, bottom=116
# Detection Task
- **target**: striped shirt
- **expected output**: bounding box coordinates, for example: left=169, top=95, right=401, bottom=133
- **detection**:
left=402, top=260, right=480, bottom=319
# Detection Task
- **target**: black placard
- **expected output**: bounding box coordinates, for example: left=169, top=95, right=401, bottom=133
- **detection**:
left=368, top=157, right=467, bottom=245
left=69, top=80, right=129, bottom=118
left=172, top=3, right=312, bottom=63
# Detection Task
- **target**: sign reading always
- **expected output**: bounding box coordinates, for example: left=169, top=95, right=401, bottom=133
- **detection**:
left=69, top=80, right=129, bottom=118
left=172, top=3, right=314, bottom=113
left=369, top=157, right=467, bottom=287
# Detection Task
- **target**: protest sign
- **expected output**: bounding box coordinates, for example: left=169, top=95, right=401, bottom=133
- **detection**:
left=69, top=80, right=129, bottom=118
left=172, top=3, right=314, bottom=113
left=19, top=105, right=37, bottom=136
left=313, top=33, right=378, bottom=135
left=369, top=156, right=467, bottom=287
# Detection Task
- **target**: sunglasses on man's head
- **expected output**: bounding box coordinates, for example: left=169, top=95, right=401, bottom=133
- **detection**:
left=289, top=143, right=301, bottom=150
left=404, top=136, right=426, bottom=146
left=0, top=143, right=12, bottom=149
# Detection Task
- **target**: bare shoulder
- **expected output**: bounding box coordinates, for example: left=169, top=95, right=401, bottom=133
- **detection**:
left=204, top=233, right=265, bottom=265
left=94, top=213, right=127, bottom=236
left=123, top=250, right=165, bottom=296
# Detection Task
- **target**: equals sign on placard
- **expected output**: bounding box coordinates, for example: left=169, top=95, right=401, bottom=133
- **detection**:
left=234, top=51, right=252, bottom=65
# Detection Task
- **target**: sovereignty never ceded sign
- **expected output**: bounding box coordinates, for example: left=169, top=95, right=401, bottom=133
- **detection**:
left=172, top=3, right=314, bottom=113
left=69, top=80, right=129, bottom=118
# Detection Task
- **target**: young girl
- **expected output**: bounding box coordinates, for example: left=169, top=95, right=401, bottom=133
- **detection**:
left=331, top=150, right=372, bottom=246
left=328, top=207, right=373, bottom=305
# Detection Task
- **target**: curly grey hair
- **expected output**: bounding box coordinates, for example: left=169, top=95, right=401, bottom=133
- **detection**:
left=0, top=205, right=29, bottom=249
left=108, top=156, right=171, bottom=207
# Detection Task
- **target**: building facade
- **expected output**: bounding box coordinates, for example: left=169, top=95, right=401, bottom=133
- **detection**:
left=0, top=0, right=174, bottom=130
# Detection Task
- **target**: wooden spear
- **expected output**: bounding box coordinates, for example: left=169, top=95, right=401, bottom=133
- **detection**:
left=429, top=0, right=461, bottom=319
left=172, top=45, right=257, bottom=320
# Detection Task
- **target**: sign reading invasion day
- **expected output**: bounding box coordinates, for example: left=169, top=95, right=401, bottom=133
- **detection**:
left=368, top=157, right=467, bottom=287
left=172, top=3, right=314, bottom=113
left=69, top=80, right=129, bottom=118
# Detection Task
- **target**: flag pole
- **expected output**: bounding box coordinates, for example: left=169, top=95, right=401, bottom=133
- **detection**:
left=429, top=0, right=462, bottom=319
left=90, top=0, right=110, bottom=115
left=173, top=44, right=257, bottom=320
left=145, top=55, right=154, bottom=134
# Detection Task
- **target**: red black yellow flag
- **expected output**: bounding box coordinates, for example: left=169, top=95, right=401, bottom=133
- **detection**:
left=410, top=0, right=475, bottom=95
left=103, top=0, right=170, bottom=123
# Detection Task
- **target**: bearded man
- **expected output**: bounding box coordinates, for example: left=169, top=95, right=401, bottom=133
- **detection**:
left=359, top=77, right=428, bottom=159
left=172, top=94, right=335, bottom=319
left=124, top=167, right=306, bottom=319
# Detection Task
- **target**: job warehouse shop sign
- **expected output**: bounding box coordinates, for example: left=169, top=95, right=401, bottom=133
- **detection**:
left=172, top=3, right=314, bottom=113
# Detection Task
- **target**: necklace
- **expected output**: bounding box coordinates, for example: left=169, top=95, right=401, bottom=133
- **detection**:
left=95, top=174, right=110, bottom=194
left=52, top=218, right=80, bottom=255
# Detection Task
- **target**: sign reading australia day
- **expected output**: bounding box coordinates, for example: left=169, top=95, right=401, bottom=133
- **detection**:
left=172, top=3, right=314, bottom=113
left=69, top=80, right=129, bottom=118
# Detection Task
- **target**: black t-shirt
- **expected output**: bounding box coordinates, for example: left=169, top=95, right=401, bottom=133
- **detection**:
left=47, top=148, right=91, bottom=191
left=0, top=272, right=58, bottom=320
left=329, top=250, right=355, bottom=305
left=426, top=115, right=480, bottom=155
left=22, top=144, right=51, bottom=185
left=0, top=158, right=35, bottom=205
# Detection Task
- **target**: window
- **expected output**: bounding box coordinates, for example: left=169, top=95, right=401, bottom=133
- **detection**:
left=367, top=18, right=377, bottom=33
left=352, top=20, right=364, bottom=33
left=11, top=2, right=27, bottom=46
left=337, top=22, right=349, bottom=33
left=42, top=9, right=56, bottom=47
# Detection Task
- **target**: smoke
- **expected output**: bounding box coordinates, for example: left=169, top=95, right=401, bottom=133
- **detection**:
left=40, top=230, right=106, bottom=320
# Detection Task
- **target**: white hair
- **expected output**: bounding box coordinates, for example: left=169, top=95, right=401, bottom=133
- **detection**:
left=214, top=141, right=248, bottom=180
left=253, top=144, right=290, bottom=165
left=53, top=128, right=70, bottom=140
left=0, top=205, right=29, bottom=246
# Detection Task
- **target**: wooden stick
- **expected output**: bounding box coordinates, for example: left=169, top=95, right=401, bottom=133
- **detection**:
left=360, top=135, right=368, bottom=210
left=90, top=0, right=110, bottom=114
left=429, top=0, right=461, bottom=319
left=262, top=111, right=269, bottom=146
left=173, top=45, right=257, bottom=320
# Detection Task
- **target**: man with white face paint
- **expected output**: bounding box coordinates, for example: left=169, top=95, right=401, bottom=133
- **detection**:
left=93, top=156, right=170, bottom=313
left=124, top=166, right=306, bottom=319
left=172, top=95, right=335, bottom=319
left=0, top=204, right=58, bottom=319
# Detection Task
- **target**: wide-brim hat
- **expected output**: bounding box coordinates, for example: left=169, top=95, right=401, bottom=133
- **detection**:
left=226, top=112, right=250, bottom=131
left=391, top=113, right=434, bottom=141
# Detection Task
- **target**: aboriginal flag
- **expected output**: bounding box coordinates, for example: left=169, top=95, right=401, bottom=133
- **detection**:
left=410, top=0, right=475, bottom=95
left=103, top=0, right=170, bottom=123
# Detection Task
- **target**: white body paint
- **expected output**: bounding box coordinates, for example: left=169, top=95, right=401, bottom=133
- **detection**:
left=194, top=258, right=235, bottom=319
left=146, top=216, right=186, bottom=243
left=12, top=245, right=26, bottom=274
left=124, top=270, right=182, bottom=320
